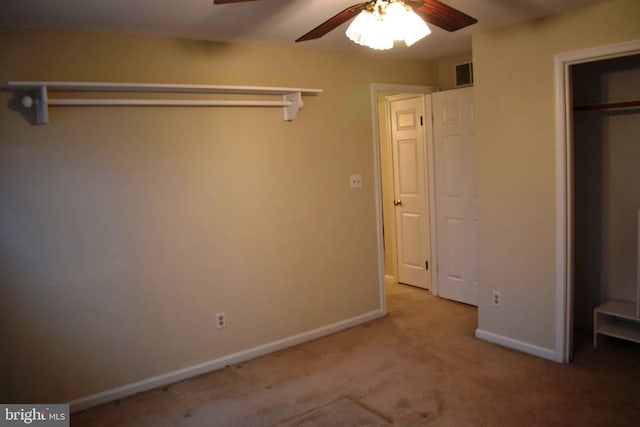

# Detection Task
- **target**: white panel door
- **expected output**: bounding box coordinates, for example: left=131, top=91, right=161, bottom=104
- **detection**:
left=389, top=95, right=431, bottom=289
left=433, top=87, right=477, bottom=305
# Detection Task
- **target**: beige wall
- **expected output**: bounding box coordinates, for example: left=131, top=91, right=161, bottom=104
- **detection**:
left=437, top=53, right=472, bottom=90
left=0, top=28, right=438, bottom=403
left=473, top=0, right=640, bottom=351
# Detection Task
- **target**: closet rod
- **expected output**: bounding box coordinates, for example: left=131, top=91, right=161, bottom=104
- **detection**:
left=48, top=99, right=292, bottom=108
left=573, top=100, right=640, bottom=111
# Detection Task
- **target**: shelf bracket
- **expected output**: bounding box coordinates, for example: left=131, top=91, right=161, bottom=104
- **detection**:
left=283, top=92, right=303, bottom=121
left=19, top=85, right=49, bottom=124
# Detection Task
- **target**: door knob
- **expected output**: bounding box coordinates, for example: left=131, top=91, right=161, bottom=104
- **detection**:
left=393, top=199, right=402, bottom=206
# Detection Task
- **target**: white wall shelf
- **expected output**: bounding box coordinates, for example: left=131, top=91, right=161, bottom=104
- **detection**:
left=6, top=81, right=323, bottom=124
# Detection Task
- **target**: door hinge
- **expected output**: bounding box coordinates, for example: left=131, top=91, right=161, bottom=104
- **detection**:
left=420, top=115, right=424, bottom=126
left=425, top=260, right=429, bottom=270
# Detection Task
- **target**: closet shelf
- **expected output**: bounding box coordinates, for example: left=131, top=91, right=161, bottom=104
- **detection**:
left=593, top=211, right=640, bottom=348
left=594, top=300, right=637, bottom=320
left=594, top=300, right=640, bottom=346
left=6, top=80, right=323, bottom=124
left=597, top=321, right=640, bottom=344
left=573, top=100, right=640, bottom=111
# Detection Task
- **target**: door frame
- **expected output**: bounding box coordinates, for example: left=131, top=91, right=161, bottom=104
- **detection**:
left=554, top=38, right=640, bottom=363
left=370, top=83, right=438, bottom=313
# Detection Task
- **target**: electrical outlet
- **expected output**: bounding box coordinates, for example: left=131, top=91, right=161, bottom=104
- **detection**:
left=350, top=174, right=362, bottom=189
left=216, top=312, right=226, bottom=329
left=492, top=291, right=501, bottom=306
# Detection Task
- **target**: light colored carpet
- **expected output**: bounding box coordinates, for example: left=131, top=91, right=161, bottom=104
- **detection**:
left=73, top=283, right=640, bottom=426
left=272, top=397, right=391, bottom=427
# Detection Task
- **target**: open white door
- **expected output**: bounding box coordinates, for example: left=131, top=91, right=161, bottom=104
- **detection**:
left=388, top=94, right=431, bottom=290
left=432, top=87, right=477, bottom=305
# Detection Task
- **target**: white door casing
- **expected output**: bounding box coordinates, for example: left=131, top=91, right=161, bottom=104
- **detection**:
left=433, top=87, right=478, bottom=305
left=388, top=94, right=431, bottom=289
left=554, top=39, right=640, bottom=363
left=370, top=83, right=438, bottom=315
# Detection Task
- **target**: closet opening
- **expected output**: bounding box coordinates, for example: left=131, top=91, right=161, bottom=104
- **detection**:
left=570, top=53, right=640, bottom=359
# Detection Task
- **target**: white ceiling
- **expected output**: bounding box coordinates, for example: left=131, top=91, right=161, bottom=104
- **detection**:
left=0, top=0, right=608, bottom=60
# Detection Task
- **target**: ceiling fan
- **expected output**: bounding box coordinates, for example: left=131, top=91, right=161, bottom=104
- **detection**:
left=212, top=1, right=477, bottom=43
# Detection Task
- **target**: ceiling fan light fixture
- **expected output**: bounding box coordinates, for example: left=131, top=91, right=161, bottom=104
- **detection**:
left=345, top=9, right=393, bottom=50
left=345, top=0, right=431, bottom=50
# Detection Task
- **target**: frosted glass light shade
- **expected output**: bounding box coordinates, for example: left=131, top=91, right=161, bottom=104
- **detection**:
left=402, top=9, right=431, bottom=46
left=346, top=10, right=394, bottom=50
left=345, top=1, right=431, bottom=50
left=384, top=2, right=408, bottom=41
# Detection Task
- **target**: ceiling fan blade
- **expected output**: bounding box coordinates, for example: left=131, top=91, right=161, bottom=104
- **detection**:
left=213, top=0, right=265, bottom=4
left=296, top=2, right=368, bottom=42
left=412, top=0, right=477, bottom=32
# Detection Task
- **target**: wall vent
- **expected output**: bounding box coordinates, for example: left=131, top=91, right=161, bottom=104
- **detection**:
left=455, top=62, right=474, bottom=87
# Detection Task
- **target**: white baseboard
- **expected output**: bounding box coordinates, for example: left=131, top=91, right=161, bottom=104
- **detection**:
left=69, top=309, right=385, bottom=412
left=475, top=329, right=557, bottom=362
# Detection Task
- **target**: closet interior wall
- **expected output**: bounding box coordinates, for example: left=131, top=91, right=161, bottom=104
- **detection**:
left=572, top=54, right=640, bottom=331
